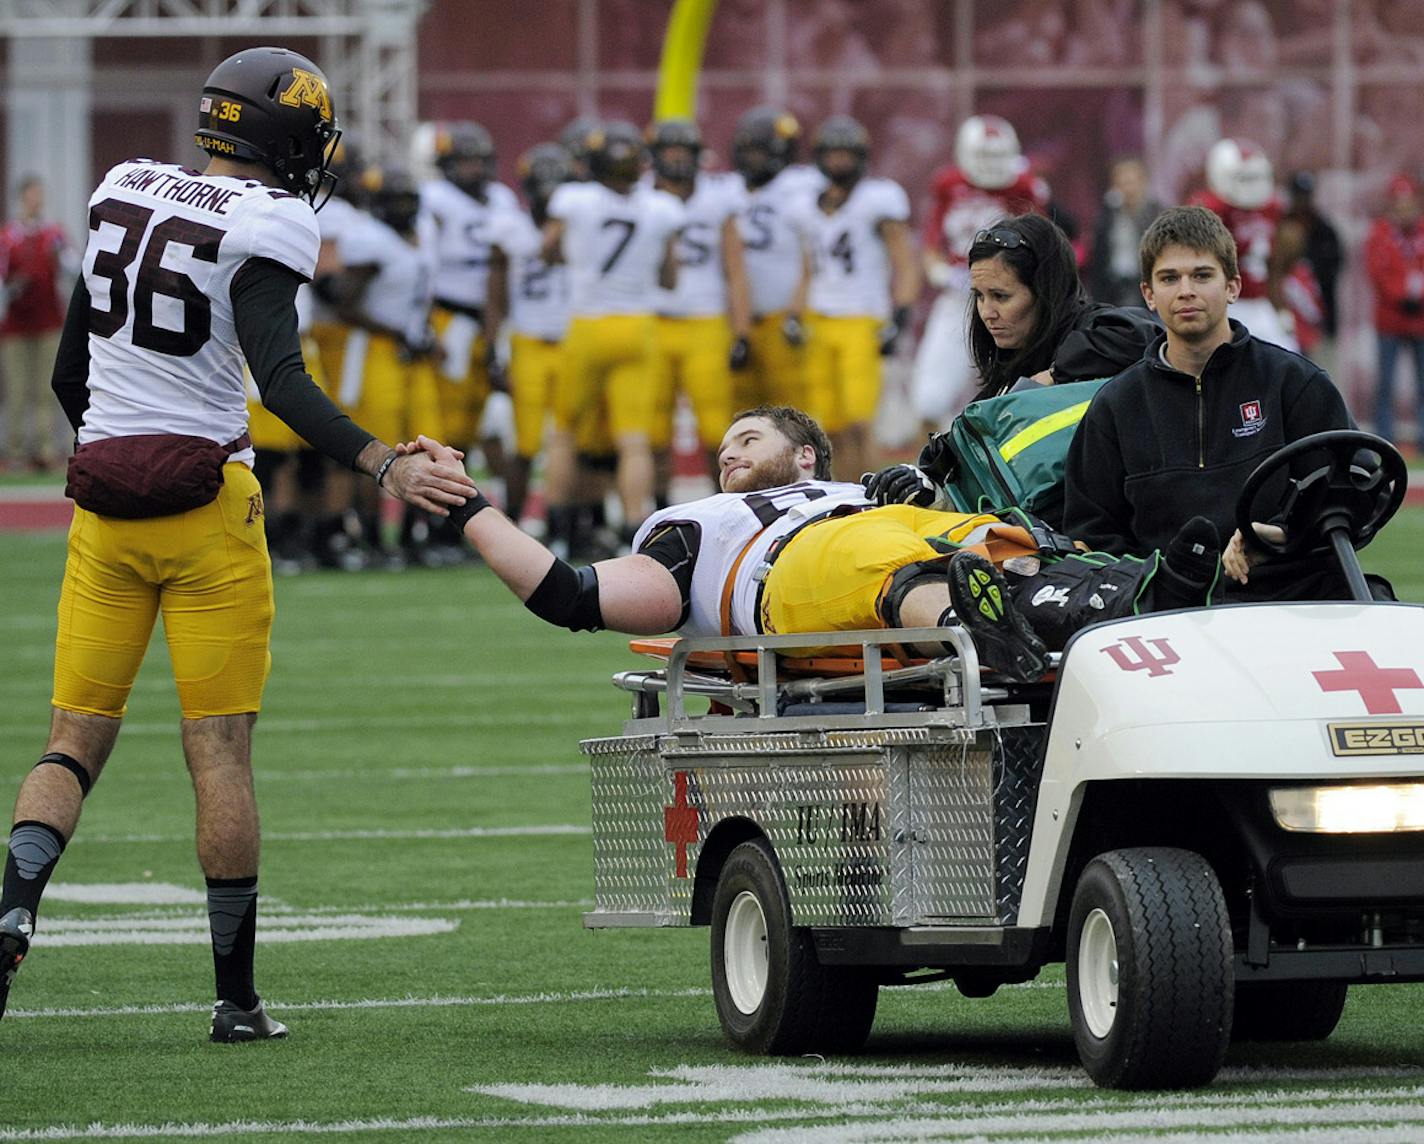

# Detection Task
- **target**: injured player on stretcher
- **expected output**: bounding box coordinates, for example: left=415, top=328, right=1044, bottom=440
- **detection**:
left=421, top=405, right=1222, bottom=682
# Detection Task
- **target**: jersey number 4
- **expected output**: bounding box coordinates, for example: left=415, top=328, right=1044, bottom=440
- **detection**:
left=88, top=198, right=224, bottom=358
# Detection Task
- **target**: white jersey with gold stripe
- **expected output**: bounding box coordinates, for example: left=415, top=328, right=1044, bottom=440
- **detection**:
left=78, top=159, right=319, bottom=456
left=420, top=177, right=519, bottom=310
left=631, top=479, right=869, bottom=636
left=738, top=164, right=825, bottom=317
left=657, top=172, right=747, bottom=319
left=548, top=181, right=686, bottom=317
left=792, top=176, right=910, bottom=319
left=491, top=207, right=570, bottom=342
left=340, top=213, right=436, bottom=348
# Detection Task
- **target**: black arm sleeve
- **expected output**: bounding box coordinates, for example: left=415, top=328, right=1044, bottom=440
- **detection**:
left=636, top=521, right=700, bottom=630
left=51, top=277, right=93, bottom=434
left=230, top=257, right=376, bottom=469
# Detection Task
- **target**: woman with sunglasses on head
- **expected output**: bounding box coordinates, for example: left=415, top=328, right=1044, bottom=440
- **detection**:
left=966, top=212, right=1158, bottom=401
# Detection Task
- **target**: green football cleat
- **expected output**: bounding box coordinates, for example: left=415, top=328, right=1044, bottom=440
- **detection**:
left=948, top=550, right=1048, bottom=683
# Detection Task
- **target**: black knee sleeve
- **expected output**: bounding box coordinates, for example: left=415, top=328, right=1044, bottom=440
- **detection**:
left=879, top=559, right=951, bottom=627
left=34, top=752, right=92, bottom=798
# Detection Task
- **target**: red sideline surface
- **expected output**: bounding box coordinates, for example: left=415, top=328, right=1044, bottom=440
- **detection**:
left=5, top=474, right=1424, bottom=533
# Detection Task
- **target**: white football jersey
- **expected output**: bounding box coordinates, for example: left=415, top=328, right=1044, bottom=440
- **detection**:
left=340, top=213, right=436, bottom=347
left=631, top=480, right=870, bottom=636
left=78, top=159, right=320, bottom=460
left=738, top=164, right=825, bottom=317
left=420, top=177, right=519, bottom=310
left=657, top=172, right=747, bottom=318
left=547, top=181, right=686, bottom=317
left=491, top=208, right=570, bottom=342
left=793, top=176, right=910, bottom=319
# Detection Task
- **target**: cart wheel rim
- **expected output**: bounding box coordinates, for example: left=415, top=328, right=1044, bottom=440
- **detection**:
left=723, top=889, right=769, bottom=1015
left=1078, top=906, right=1119, bottom=1039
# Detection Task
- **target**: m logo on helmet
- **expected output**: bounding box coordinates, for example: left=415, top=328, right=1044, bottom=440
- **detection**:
left=278, top=67, right=332, bottom=122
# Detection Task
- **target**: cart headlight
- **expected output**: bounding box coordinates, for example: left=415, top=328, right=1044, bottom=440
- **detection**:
left=1269, top=784, right=1424, bottom=833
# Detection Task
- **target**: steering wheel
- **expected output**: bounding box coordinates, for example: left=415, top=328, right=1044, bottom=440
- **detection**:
left=1235, top=430, right=1407, bottom=559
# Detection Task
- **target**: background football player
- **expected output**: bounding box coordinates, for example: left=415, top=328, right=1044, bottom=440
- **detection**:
left=540, top=121, right=685, bottom=553
left=788, top=115, right=919, bottom=482
left=420, top=121, right=519, bottom=455
left=914, top=115, right=1049, bottom=429
left=647, top=117, right=753, bottom=488
left=731, top=106, right=824, bottom=413
left=485, top=142, right=574, bottom=527
left=1189, top=137, right=1299, bottom=351
left=328, top=163, right=447, bottom=566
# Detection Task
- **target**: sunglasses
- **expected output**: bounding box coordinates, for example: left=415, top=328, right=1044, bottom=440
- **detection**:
left=973, top=227, right=1032, bottom=253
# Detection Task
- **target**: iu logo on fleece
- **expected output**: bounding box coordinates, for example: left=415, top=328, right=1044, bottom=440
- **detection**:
left=1233, top=399, right=1267, bottom=438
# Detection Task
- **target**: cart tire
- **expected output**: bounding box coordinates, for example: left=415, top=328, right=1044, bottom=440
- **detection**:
left=710, top=837, right=877, bottom=1055
left=1233, top=981, right=1347, bottom=1042
left=1066, top=847, right=1233, bottom=1089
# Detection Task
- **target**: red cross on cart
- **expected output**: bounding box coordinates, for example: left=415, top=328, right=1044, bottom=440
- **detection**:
left=664, top=771, right=700, bottom=879
left=1313, top=651, right=1424, bottom=715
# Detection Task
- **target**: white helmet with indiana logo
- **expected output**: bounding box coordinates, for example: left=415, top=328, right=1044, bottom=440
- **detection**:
left=954, top=115, right=1023, bottom=190
left=1206, top=138, right=1274, bottom=211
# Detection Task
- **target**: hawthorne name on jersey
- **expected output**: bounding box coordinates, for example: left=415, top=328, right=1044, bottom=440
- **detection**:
left=114, top=163, right=243, bottom=216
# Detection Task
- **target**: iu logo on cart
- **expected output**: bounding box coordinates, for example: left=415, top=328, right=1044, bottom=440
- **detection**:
left=1102, top=636, right=1181, bottom=677
left=664, top=771, right=700, bottom=879
left=1313, top=651, right=1424, bottom=715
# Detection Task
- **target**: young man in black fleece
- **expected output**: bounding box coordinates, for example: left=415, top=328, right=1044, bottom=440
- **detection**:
left=1062, top=204, right=1385, bottom=601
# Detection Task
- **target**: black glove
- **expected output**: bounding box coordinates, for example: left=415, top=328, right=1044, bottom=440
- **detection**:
left=781, top=314, right=806, bottom=347
left=861, top=463, right=940, bottom=507
left=916, top=432, right=955, bottom=482
left=728, top=335, right=751, bottom=371
left=1402, top=298, right=1423, bottom=317
left=878, top=304, right=913, bottom=356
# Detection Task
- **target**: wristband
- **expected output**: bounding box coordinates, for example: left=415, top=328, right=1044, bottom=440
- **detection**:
left=446, top=490, right=493, bottom=532
left=373, top=450, right=399, bottom=488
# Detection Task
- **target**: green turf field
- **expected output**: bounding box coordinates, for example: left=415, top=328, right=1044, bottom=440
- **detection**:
left=1, top=513, right=1423, bottom=1141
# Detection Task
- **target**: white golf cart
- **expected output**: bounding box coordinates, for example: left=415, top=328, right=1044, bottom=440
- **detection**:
left=582, top=431, right=1424, bottom=1089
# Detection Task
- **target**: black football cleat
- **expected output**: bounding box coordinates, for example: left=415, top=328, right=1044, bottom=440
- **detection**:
left=0, top=907, right=35, bottom=1021
left=948, top=551, right=1049, bottom=683
left=210, top=997, right=288, bottom=1043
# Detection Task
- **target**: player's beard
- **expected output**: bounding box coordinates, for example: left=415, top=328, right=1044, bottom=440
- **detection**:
left=721, top=446, right=802, bottom=493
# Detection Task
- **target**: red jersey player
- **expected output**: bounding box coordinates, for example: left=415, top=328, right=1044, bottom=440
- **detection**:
left=913, top=115, right=1049, bottom=427
left=1188, top=138, right=1297, bottom=351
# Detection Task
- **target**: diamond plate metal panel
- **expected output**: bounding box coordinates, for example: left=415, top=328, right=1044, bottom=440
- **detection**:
left=910, top=741, right=997, bottom=921
left=585, top=737, right=678, bottom=922
left=696, top=756, right=897, bottom=926
left=993, top=725, right=1048, bottom=923
left=583, top=721, right=1045, bottom=933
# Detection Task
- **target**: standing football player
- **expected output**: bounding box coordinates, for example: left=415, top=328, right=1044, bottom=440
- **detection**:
left=1189, top=138, right=1298, bottom=351
left=420, top=121, right=520, bottom=452
left=327, top=163, right=448, bottom=565
left=913, top=115, right=1049, bottom=429
left=539, top=121, right=685, bottom=552
left=486, top=143, right=574, bottom=526
left=788, top=115, right=920, bottom=482
left=731, top=106, right=824, bottom=413
left=647, top=118, right=753, bottom=484
left=0, top=47, right=473, bottom=1037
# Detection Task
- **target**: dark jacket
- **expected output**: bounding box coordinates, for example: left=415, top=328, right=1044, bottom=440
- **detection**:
left=1062, top=320, right=1351, bottom=557
left=1052, top=302, right=1161, bottom=385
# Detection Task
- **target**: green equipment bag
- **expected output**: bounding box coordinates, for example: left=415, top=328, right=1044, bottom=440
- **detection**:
left=939, top=379, right=1109, bottom=522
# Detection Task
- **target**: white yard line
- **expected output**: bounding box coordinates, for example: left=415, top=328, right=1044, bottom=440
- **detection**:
left=79, top=824, right=590, bottom=844
left=6, top=986, right=712, bottom=1021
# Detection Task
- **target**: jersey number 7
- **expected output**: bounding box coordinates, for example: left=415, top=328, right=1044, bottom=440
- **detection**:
left=599, top=217, right=636, bottom=275
left=88, top=198, right=224, bottom=358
